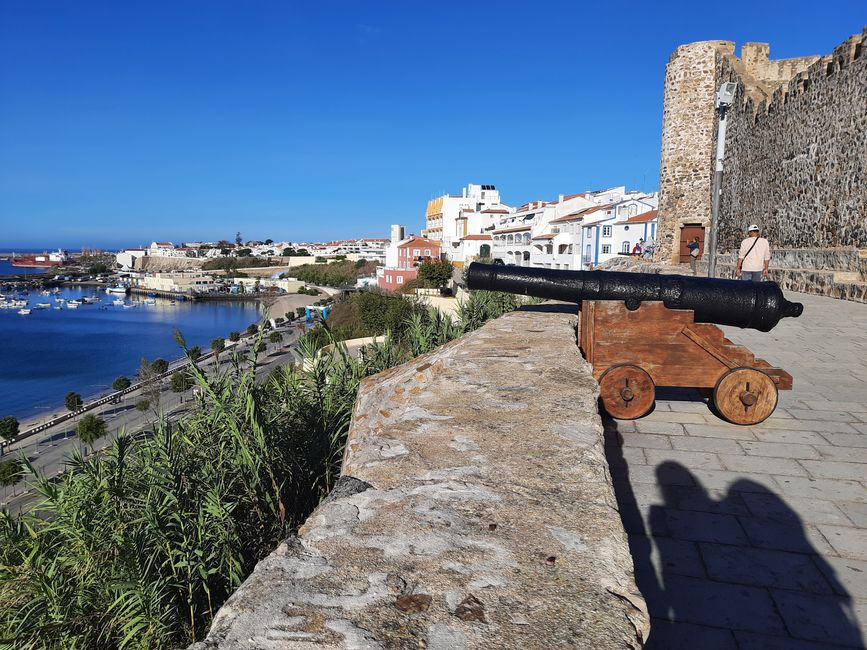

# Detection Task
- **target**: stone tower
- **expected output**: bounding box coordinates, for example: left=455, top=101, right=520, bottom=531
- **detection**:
left=656, top=40, right=734, bottom=264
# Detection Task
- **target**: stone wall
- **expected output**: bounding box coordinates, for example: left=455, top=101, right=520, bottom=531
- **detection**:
left=190, top=306, right=648, bottom=649
left=716, top=32, right=866, bottom=252
left=656, top=28, right=867, bottom=300
left=656, top=40, right=734, bottom=263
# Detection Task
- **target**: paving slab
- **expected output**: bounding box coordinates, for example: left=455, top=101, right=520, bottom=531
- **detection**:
left=605, top=292, right=867, bottom=648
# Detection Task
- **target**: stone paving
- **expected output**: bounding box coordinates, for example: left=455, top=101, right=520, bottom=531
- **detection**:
left=604, top=291, right=867, bottom=648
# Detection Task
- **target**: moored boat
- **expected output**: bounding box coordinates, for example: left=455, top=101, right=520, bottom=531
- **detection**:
left=17, top=308, right=31, bottom=315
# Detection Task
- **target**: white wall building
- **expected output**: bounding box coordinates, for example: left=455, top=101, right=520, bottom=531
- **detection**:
left=423, top=184, right=511, bottom=264
left=489, top=187, right=658, bottom=270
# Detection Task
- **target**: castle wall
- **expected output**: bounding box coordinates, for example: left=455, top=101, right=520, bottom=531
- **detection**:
left=656, top=29, right=867, bottom=300
left=716, top=32, right=866, bottom=252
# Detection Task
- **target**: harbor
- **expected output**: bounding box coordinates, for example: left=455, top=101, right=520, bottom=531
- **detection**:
left=0, top=285, right=263, bottom=422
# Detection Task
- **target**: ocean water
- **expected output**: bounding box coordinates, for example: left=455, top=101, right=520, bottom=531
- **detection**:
left=0, top=259, right=50, bottom=276
left=0, top=287, right=263, bottom=421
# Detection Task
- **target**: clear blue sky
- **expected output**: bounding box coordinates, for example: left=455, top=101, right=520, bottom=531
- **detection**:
left=1, top=1, right=863, bottom=249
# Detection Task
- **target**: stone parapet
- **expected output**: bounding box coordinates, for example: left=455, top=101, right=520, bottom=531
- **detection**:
left=190, top=306, right=648, bottom=649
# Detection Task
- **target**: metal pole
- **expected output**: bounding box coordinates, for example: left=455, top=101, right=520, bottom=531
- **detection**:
left=707, top=104, right=727, bottom=278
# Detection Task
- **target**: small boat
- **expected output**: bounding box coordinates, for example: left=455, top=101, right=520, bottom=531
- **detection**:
left=106, top=286, right=128, bottom=294
left=17, top=308, right=31, bottom=315
left=67, top=300, right=81, bottom=309
left=144, top=298, right=156, bottom=305
left=35, top=303, right=51, bottom=309
left=82, top=296, right=98, bottom=304
left=122, top=303, right=136, bottom=309
left=147, top=292, right=158, bottom=298
left=112, top=299, right=125, bottom=306
left=55, top=296, right=65, bottom=302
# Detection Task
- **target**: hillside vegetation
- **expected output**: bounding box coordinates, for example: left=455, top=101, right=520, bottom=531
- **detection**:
left=0, top=290, right=527, bottom=649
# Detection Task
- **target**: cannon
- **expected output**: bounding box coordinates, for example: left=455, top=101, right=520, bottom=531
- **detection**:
left=466, top=263, right=804, bottom=425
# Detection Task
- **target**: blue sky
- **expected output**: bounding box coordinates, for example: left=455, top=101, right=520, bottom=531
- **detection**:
left=1, top=1, right=864, bottom=249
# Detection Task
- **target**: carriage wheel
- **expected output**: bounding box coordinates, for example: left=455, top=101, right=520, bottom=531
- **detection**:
left=598, top=364, right=655, bottom=420
left=713, top=367, right=778, bottom=425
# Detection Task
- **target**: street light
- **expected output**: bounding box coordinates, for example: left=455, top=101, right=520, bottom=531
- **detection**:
left=707, top=81, right=737, bottom=278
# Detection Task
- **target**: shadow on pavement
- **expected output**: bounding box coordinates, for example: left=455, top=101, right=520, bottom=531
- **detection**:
left=604, top=415, right=865, bottom=649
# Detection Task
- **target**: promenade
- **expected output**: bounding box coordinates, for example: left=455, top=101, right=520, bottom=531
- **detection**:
left=1, top=322, right=307, bottom=514
left=606, top=291, right=867, bottom=648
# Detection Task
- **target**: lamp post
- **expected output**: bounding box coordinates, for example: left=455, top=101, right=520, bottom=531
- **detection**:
left=707, top=82, right=737, bottom=278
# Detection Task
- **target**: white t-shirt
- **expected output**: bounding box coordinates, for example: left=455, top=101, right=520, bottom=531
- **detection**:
left=738, top=236, right=771, bottom=272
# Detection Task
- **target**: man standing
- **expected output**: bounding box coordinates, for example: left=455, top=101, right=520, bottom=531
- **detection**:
left=735, top=224, right=770, bottom=282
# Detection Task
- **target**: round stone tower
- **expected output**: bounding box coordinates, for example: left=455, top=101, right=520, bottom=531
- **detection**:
left=656, top=40, right=735, bottom=264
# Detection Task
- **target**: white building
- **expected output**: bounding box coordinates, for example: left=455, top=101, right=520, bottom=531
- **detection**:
left=489, top=187, right=658, bottom=270
left=423, top=184, right=511, bottom=260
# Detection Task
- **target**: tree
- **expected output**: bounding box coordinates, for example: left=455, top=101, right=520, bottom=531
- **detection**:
left=211, top=337, right=225, bottom=358
left=269, top=332, right=283, bottom=345
left=65, top=392, right=83, bottom=412
left=237, top=248, right=252, bottom=257
left=0, top=457, right=24, bottom=498
left=77, top=414, right=108, bottom=455
left=0, top=416, right=19, bottom=442
left=135, top=399, right=150, bottom=412
left=245, top=323, right=258, bottom=336
left=112, top=376, right=131, bottom=392
left=188, top=346, right=203, bottom=361
left=151, top=358, right=169, bottom=374
left=138, top=358, right=161, bottom=412
left=282, top=247, right=294, bottom=257
left=417, top=259, right=454, bottom=288
left=264, top=239, right=273, bottom=245
left=235, top=231, right=242, bottom=246
left=170, top=370, right=194, bottom=394
left=228, top=331, right=240, bottom=342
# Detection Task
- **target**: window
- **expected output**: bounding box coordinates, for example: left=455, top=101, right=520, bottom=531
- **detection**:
left=424, top=249, right=430, bottom=256
left=602, top=225, right=613, bottom=237
left=622, top=241, right=630, bottom=253
left=602, top=245, right=611, bottom=254
left=397, top=276, right=403, bottom=284
left=413, top=249, right=420, bottom=256
left=386, top=275, right=392, bottom=283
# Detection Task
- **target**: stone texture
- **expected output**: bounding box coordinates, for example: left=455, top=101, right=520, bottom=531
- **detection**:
left=190, top=306, right=648, bottom=649
left=656, top=28, right=867, bottom=302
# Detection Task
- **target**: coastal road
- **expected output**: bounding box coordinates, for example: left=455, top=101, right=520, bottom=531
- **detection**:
left=1, top=322, right=310, bottom=514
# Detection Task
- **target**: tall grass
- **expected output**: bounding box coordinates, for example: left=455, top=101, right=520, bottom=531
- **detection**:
left=0, top=290, right=527, bottom=649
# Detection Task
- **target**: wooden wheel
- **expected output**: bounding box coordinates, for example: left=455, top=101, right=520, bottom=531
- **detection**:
left=713, top=367, right=778, bottom=425
left=598, top=364, right=655, bottom=420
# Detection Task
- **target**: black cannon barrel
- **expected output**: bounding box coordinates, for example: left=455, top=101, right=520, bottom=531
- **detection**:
left=466, top=263, right=803, bottom=332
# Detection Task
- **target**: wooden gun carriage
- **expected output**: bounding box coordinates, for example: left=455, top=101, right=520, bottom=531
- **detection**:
left=579, top=300, right=792, bottom=425
left=466, top=263, right=804, bottom=426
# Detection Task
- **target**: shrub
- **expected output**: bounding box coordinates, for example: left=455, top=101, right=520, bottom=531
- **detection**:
left=135, top=399, right=150, bottom=412
left=111, top=376, right=131, bottom=391
left=151, top=358, right=169, bottom=374
left=229, top=331, right=241, bottom=342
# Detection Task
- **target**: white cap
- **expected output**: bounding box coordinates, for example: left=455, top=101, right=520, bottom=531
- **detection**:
left=747, top=224, right=760, bottom=232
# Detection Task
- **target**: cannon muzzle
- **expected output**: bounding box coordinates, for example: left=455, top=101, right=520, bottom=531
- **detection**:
left=466, top=263, right=803, bottom=332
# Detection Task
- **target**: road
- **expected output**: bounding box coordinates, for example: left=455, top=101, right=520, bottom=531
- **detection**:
left=1, top=322, right=310, bottom=515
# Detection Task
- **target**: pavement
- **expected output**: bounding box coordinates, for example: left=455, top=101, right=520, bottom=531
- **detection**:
left=605, top=291, right=867, bottom=648
left=1, top=323, right=307, bottom=514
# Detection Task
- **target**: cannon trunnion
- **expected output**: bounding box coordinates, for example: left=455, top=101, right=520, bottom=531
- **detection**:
left=466, top=263, right=800, bottom=425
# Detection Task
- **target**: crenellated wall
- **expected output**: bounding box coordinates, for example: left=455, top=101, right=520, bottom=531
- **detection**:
left=190, top=306, right=649, bottom=649
left=656, top=28, right=867, bottom=300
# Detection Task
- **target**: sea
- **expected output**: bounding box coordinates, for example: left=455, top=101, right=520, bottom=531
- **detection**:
left=0, top=285, right=263, bottom=422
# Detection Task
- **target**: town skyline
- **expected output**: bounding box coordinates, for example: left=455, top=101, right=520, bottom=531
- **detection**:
left=2, top=1, right=864, bottom=249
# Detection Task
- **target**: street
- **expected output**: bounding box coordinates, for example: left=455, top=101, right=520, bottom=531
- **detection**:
left=1, top=322, right=308, bottom=515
